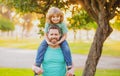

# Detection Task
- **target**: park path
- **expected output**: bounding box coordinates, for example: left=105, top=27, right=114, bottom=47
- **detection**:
left=0, top=47, right=120, bottom=69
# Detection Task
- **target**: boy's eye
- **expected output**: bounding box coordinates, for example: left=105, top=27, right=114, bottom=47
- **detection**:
left=55, top=34, right=57, bottom=36
left=50, top=34, right=53, bottom=35
left=57, top=16, right=60, bottom=17
left=52, top=15, right=60, bottom=18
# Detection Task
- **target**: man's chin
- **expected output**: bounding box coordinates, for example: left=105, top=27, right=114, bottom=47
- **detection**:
left=52, top=41, right=57, bottom=44
left=51, top=40, right=57, bottom=44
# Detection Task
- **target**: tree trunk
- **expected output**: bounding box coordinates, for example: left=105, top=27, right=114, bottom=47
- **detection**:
left=86, top=30, right=89, bottom=40
left=82, top=12, right=113, bottom=76
left=73, top=29, right=76, bottom=41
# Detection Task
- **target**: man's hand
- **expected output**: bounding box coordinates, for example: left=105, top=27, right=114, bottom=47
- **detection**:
left=66, top=68, right=74, bottom=76
left=32, top=65, right=43, bottom=75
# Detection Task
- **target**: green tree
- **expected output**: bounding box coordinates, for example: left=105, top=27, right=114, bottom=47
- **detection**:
left=68, top=9, right=97, bottom=40
left=1, top=0, right=69, bottom=14
left=0, top=16, right=14, bottom=31
left=67, top=14, right=81, bottom=40
left=78, top=0, right=120, bottom=76
left=1, top=0, right=71, bottom=36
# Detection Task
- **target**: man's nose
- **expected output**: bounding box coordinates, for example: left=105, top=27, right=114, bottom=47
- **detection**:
left=52, top=35, right=57, bottom=38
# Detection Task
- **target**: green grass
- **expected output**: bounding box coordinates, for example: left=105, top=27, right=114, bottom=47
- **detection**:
left=102, top=40, right=120, bottom=56
left=69, top=41, right=91, bottom=54
left=0, top=38, right=120, bottom=56
left=0, top=68, right=33, bottom=76
left=0, top=68, right=120, bottom=76
left=95, top=69, right=120, bottom=76
left=0, top=38, right=41, bottom=49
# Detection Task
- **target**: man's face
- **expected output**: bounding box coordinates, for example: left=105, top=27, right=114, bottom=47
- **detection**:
left=48, top=29, right=60, bottom=44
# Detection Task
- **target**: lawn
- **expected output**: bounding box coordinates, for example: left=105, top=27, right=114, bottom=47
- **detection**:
left=0, top=38, right=120, bottom=56
left=0, top=68, right=120, bottom=76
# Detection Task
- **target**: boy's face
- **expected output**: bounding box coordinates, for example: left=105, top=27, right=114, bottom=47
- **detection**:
left=48, top=29, right=60, bottom=44
left=51, top=14, right=61, bottom=24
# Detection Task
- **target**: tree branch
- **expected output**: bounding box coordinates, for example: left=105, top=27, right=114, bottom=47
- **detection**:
left=97, top=0, right=105, bottom=12
left=91, top=0, right=99, bottom=17
left=108, top=0, right=116, bottom=10
left=43, top=0, right=53, bottom=13
left=108, top=0, right=120, bottom=20
left=84, top=0, right=98, bottom=22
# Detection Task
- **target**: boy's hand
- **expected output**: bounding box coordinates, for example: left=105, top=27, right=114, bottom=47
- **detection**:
left=56, top=41, right=61, bottom=45
left=47, top=41, right=54, bottom=46
left=47, top=41, right=60, bottom=46
left=53, top=41, right=61, bottom=46
left=32, top=65, right=43, bottom=75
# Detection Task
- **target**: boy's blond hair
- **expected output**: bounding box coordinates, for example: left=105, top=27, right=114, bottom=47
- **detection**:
left=46, top=7, right=64, bottom=24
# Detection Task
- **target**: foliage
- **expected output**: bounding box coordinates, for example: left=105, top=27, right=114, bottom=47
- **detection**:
left=38, top=17, right=45, bottom=36
left=1, top=0, right=119, bottom=32
left=111, top=15, right=120, bottom=31
left=1, top=0, right=70, bottom=14
left=0, top=15, right=14, bottom=31
left=1, top=0, right=120, bottom=31
left=1, top=0, right=72, bottom=36
left=67, top=9, right=97, bottom=30
left=79, top=0, right=120, bottom=22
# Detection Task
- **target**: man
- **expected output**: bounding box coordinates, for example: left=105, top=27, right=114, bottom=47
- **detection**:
left=32, top=25, right=74, bottom=76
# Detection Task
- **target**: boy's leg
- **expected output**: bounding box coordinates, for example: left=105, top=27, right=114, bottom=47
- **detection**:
left=60, top=40, right=72, bottom=67
left=35, top=40, right=48, bottom=76
left=35, top=40, right=48, bottom=66
left=61, top=41, right=75, bottom=76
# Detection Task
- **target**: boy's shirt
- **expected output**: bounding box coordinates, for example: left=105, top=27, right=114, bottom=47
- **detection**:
left=44, top=22, right=68, bottom=35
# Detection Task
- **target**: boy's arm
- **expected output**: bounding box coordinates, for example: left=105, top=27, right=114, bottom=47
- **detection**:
left=57, top=33, right=67, bottom=44
left=44, top=33, right=49, bottom=43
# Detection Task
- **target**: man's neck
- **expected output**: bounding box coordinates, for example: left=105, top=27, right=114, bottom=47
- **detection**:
left=49, top=45, right=60, bottom=48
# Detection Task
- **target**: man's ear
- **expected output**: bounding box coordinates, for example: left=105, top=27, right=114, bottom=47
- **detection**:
left=59, top=33, right=61, bottom=37
left=45, top=33, right=48, bottom=37
left=59, top=34, right=61, bottom=40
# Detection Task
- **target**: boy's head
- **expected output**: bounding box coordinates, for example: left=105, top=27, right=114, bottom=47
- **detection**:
left=46, top=7, right=64, bottom=24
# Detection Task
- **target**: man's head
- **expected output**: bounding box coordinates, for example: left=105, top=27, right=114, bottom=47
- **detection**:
left=47, top=25, right=61, bottom=44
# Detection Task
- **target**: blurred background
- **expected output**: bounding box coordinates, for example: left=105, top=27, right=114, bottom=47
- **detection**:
left=0, top=0, right=120, bottom=76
